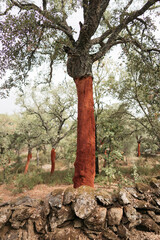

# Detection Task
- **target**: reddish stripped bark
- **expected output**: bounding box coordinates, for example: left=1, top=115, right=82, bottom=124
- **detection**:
left=24, top=150, right=32, bottom=174
left=73, top=76, right=95, bottom=188
left=51, top=148, right=56, bottom=174
left=137, top=142, right=141, bottom=157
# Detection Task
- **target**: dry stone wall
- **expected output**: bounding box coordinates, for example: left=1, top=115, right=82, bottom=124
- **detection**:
left=1, top=179, right=160, bottom=240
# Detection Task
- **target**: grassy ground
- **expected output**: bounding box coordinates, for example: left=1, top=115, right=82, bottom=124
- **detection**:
left=0, top=154, right=160, bottom=195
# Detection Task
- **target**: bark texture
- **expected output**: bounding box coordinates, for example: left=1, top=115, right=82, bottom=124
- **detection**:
left=138, top=143, right=141, bottom=157
left=24, top=150, right=32, bottom=174
left=73, top=76, right=95, bottom=188
left=51, top=148, right=56, bottom=175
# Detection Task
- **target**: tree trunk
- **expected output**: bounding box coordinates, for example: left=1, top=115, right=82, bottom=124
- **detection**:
left=51, top=148, right=56, bottom=175
left=73, top=76, right=95, bottom=188
left=36, top=148, right=39, bottom=167
left=24, top=149, right=32, bottom=174
left=137, top=142, right=141, bottom=157
left=95, top=123, right=99, bottom=174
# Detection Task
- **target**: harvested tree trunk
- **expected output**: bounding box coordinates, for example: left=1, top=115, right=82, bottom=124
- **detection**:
left=137, top=142, right=141, bottom=157
left=73, top=76, right=95, bottom=188
left=51, top=148, right=56, bottom=175
left=24, top=149, right=32, bottom=174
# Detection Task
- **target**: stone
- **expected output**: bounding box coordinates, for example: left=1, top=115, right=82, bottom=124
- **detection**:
left=148, top=211, right=160, bottom=223
left=103, top=228, right=120, bottom=240
left=139, top=218, right=160, bottom=234
left=74, top=218, right=83, bottom=228
left=95, top=189, right=113, bottom=206
left=0, top=207, right=12, bottom=229
left=117, top=224, right=130, bottom=239
left=84, top=206, right=107, bottom=230
left=9, top=207, right=34, bottom=229
left=49, top=205, right=75, bottom=231
left=108, top=207, right=123, bottom=226
left=41, top=198, right=50, bottom=217
left=119, top=189, right=131, bottom=205
left=126, top=187, right=144, bottom=200
left=63, top=186, right=76, bottom=205
left=10, top=196, right=38, bottom=207
left=136, top=182, right=151, bottom=193
left=150, top=178, right=160, bottom=189
left=1, top=228, right=38, bottom=240
left=154, top=197, right=160, bottom=207
left=49, top=189, right=64, bottom=209
left=51, top=226, right=89, bottom=240
left=83, top=227, right=103, bottom=239
left=132, top=198, right=160, bottom=213
left=124, top=205, right=141, bottom=223
left=72, top=186, right=97, bottom=219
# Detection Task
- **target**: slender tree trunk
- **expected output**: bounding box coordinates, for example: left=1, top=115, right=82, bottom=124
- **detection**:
left=73, top=76, right=95, bottom=188
left=95, top=123, right=99, bottom=174
left=103, top=149, right=107, bottom=168
left=137, top=142, right=141, bottom=157
left=24, top=149, right=32, bottom=174
left=36, top=148, right=39, bottom=167
left=51, top=148, right=56, bottom=175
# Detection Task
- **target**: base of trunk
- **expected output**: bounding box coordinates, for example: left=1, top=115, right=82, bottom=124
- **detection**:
left=51, top=148, right=56, bottom=174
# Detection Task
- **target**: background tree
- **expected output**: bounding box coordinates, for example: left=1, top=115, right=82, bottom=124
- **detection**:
left=114, top=52, right=160, bottom=150
left=0, top=0, right=159, bottom=187
left=17, top=81, right=76, bottom=174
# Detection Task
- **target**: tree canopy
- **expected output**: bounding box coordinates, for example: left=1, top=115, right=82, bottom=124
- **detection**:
left=0, top=0, right=159, bottom=95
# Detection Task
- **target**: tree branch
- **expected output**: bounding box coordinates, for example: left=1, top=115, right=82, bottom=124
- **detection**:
left=91, top=0, right=160, bottom=61
left=0, top=4, right=13, bottom=16
left=10, top=0, right=75, bottom=45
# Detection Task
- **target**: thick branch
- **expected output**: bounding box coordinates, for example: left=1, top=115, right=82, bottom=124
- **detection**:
left=77, top=0, right=110, bottom=49
left=0, top=4, right=13, bottom=16
left=10, top=0, right=75, bottom=45
left=91, top=0, right=160, bottom=61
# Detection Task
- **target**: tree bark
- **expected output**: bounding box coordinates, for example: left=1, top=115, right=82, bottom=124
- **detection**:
left=137, top=142, right=141, bottom=157
left=51, top=148, right=56, bottom=175
left=95, top=123, right=99, bottom=174
left=24, top=149, right=32, bottom=174
left=73, top=76, right=95, bottom=188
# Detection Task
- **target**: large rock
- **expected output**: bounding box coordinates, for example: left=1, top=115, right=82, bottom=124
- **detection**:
left=84, top=205, right=107, bottom=230
left=124, top=204, right=142, bottom=228
left=72, top=186, right=97, bottom=219
left=49, top=205, right=75, bottom=231
left=49, top=189, right=64, bottom=209
left=119, top=189, right=132, bottom=205
left=63, top=186, right=76, bottom=205
left=9, top=207, right=34, bottom=229
left=139, top=218, right=160, bottom=234
left=95, top=189, right=113, bottom=206
left=117, top=224, right=130, bottom=239
left=0, top=207, right=12, bottom=229
left=108, top=207, right=123, bottom=226
left=103, top=228, right=120, bottom=240
left=148, top=210, right=160, bottom=223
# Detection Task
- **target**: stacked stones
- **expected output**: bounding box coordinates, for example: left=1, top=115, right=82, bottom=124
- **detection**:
left=1, top=178, right=160, bottom=239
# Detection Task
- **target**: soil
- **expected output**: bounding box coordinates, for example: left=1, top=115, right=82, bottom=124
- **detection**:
left=0, top=184, right=70, bottom=203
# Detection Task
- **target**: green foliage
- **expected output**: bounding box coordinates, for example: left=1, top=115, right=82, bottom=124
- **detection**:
left=102, top=164, right=117, bottom=183
left=109, top=150, right=124, bottom=162
left=13, top=170, right=44, bottom=193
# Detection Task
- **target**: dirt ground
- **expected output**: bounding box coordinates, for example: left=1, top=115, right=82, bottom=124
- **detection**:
left=0, top=184, right=70, bottom=203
